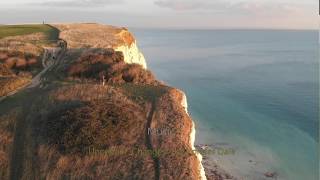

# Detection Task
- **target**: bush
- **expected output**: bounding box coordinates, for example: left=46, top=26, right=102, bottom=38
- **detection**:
left=0, top=51, right=40, bottom=73
left=0, top=64, right=13, bottom=76
left=0, top=52, right=8, bottom=61
left=15, top=58, right=27, bottom=68
left=67, top=48, right=158, bottom=85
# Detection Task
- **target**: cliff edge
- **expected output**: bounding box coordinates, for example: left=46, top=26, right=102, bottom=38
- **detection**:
left=53, top=23, right=147, bottom=69
left=0, top=23, right=206, bottom=180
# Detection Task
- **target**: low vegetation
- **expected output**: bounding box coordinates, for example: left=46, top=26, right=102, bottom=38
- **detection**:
left=0, top=24, right=61, bottom=97
left=119, top=83, right=169, bottom=104
left=0, top=64, right=14, bottom=77
left=0, top=76, right=31, bottom=97
left=23, top=84, right=154, bottom=179
left=0, top=110, right=19, bottom=179
left=0, top=24, right=59, bottom=41
left=0, top=23, right=201, bottom=179
left=54, top=23, right=133, bottom=48
left=0, top=50, right=41, bottom=73
left=0, top=56, right=34, bottom=97
left=67, top=48, right=159, bottom=85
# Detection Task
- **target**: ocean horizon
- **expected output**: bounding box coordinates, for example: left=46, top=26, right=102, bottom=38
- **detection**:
left=132, top=29, right=319, bottom=180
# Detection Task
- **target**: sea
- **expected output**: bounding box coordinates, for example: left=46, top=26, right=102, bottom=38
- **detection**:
left=132, top=29, right=319, bottom=180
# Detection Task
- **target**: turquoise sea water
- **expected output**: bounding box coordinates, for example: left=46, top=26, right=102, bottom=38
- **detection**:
left=132, top=29, right=319, bottom=180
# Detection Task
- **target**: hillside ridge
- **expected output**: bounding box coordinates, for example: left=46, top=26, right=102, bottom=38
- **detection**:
left=0, top=23, right=206, bottom=180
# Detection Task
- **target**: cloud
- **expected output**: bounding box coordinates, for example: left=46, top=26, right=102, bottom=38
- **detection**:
left=154, top=0, right=229, bottom=11
left=34, top=0, right=124, bottom=8
left=154, top=0, right=315, bottom=16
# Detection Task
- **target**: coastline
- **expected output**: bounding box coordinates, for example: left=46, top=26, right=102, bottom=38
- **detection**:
left=1, top=23, right=317, bottom=180
left=179, top=90, right=208, bottom=180
left=52, top=23, right=209, bottom=179
left=109, top=28, right=209, bottom=179
left=129, top=28, right=319, bottom=180
left=177, top=90, right=238, bottom=180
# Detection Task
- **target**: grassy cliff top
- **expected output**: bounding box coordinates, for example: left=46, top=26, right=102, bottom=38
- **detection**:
left=52, top=23, right=135, bottom=48
left=0, top=23, right=201, bottom=180
left=0, top=24, right=59, bottom=41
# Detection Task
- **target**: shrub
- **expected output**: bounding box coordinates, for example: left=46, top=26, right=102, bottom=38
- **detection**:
left=27, top=58, right=37, bottom=66
left=0, top=52, right=8, bottom=61
left=67, top=49, right=158, bottom=85
left=4, top=57, right=17, bottom=68
left=15, top=58, right=27, bottom=68
left=0, top=64, right=13, bottom=76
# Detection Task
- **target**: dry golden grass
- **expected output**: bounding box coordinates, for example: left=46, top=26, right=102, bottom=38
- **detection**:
left=50, top=84, right=125, bottom=102
left=0, top=76, right=31, bottom=97
left=15, top=58, right=27, bottom=68
left=4, top=57, right=18, bottom=68
left=0, top=30, right=50, bottom=64
left=27, top=83, right=157, bottom=179
left=1, top=32, right=46, bottom=42
left=0, top=50, right=42, bottom=74
left=27, top=58, right=37, bottom=66
left=53, top=23, right=134, bottom=49
left=0, top=64, right=14, bottom=77
left=0, top=110, right=18, bottom=179
left=37, top=145, right=155, bottom=180
left=0, top=151, right=9, bottom=175
left=21, top=82, right=201, bottom=179
left=0, top=52, right=8, bottom=60
left=0, top=40, right=42, bottom=57
left=0, top=23, right=202, bottom=179
left=1, top=82, right=201, bottom=179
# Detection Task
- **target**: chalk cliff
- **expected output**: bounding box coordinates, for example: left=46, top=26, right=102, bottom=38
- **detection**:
left=53, top=23, right=147, bottom=68
left=0, top=23, right=208, bottom=180
left=179, top=90, right=208, bottom=180
left=115, top=41, right=147, bottom=69
left=54, top=23, right=206, bottom=179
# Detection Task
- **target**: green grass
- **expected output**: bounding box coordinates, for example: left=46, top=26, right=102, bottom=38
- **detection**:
left=0, top=24, right=59, bottom=41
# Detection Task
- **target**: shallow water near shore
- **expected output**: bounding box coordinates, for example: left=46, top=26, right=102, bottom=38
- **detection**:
left=132, top=29, right=319, bottom=180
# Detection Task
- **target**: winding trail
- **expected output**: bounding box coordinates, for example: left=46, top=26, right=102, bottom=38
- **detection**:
left=8, top=46, right=65, bottom=180
left=6, top=41, right=158, bottom=179
left=9, top=104, right=28, bottom=180
left=27, top=49, right=50, bottom=88
left=0, top=48, right=52, bottom=102
left=145, top=101, right=160, bottom=180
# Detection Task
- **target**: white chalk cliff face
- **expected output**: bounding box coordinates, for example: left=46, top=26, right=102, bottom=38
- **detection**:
left=179, top=90, right=208, bottom=180
left=115, top=41, right=147, bottom=69
left=52, top=24, right=147, bottom=69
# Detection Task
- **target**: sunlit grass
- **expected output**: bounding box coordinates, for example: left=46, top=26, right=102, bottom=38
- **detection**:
left=0, top=24, right=59, bottom=41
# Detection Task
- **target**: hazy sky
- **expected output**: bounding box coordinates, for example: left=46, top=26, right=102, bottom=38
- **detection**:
left=0, top=0, right=318, bottom=29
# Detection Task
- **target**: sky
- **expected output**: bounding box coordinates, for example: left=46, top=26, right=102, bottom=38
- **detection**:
left=0, top=0, right=318, bottom=29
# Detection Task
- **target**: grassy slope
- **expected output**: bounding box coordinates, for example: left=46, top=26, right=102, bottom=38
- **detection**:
left=0, top=24, right=200, bottom=180
left=0, top=24, right=60, bottom=97
left=0, top=24, right=59, bottom=40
